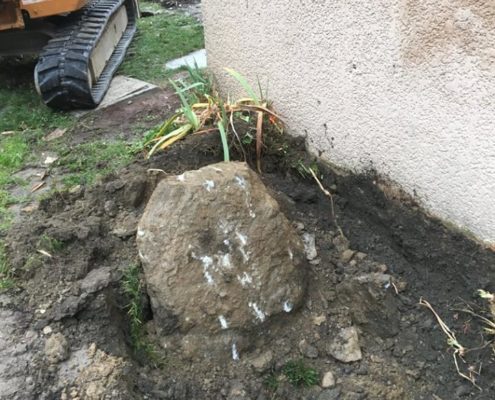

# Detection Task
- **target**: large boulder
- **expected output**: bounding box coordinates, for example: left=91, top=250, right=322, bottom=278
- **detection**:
left=137, top=162, right=306, bottom=335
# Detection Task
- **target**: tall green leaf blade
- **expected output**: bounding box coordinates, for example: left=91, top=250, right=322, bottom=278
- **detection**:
left=225, top=68, right=260, bottom=105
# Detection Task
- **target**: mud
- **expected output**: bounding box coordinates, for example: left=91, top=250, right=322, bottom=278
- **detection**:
left=2, top=123, right=495, bottom=399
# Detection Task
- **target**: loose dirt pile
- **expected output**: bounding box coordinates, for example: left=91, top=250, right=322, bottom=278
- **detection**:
left=2, top=122, right=495, bottom=399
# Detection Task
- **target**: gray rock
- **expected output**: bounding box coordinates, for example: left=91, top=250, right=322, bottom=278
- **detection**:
left=228, top=380, right=248, bottom=400
left=327, top=326, right=362, bottom=363
left=80, top=267, right=112, bottom=294
left=250, top=351, right=273, bottom=373
left=299, top=339, right=319, bottom=358
left=318, top=388, right=341, bottom=400
left=137, top=162, right=306, bottom=335
left=336, top=274, right=399, bottom=339
left=45, top=333, right=69, bottom=364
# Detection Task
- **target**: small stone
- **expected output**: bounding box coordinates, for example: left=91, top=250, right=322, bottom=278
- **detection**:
left=376, top=263, right=388, bottom=273
left=302, top=233, right=318, bottom=260
left=250, top=350, right=273, bottom=373
left=293, top=222, right=305, bottom=232
left=394, top=280, right=407, bottom=292
left=42, top=326, right=53, bottom=335
left=313, top=315, right=327, bottom=326
left=327, top=326, right=362, bottom=363
left=45, top=333, right=69, bottom=364
left=80, top=267, right=112, bottom=294
left=68, top=185, right=82, bottom=195
left=321, top=371, right=336, bottom=388
left=355, top=252, right=367, bottom=261
left=299, top=339, right=319, bottom=358
left=340, top=249, right=356, bottom=263
left=104, top=200, right=118, bottom=216
left=318, top=388, right=341, bottom=400
left=332, top=235, right=349, bottom=252
left=454, top=384, right=471, bottom=397
left=405, top=369, right=420, bottom=379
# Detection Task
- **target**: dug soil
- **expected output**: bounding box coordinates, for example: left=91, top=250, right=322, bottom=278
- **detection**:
left=2, top=109, right=495, bottom=400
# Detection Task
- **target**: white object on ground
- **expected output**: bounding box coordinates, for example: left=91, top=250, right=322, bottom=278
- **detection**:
left=165, top=49, right=207, bottom=70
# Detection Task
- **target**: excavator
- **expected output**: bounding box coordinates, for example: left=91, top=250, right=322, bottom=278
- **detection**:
left=0, top=0, right=140, bottom=109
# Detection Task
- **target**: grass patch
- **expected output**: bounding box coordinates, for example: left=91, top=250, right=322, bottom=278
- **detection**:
left=0, top=242, right=14, bottom=291
left=0, top=59, right=76, bottom=230
left=282, top=360, right=319, bottom=388
left=37, top=234, right=65, bottom=253
left=264, top=372, right=280, bottom=392
left=119, top=5, right=204, bottom=84
left=57, top=141, right=136, bottom=187
left=122, top=264, right=165, bottom=367
left=122, top=264, right=144, bottom=346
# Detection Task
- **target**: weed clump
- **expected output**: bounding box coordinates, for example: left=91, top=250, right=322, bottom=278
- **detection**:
left=0, top=242, right=13, bottom=291
left=282, top=360, right=318, bottom=387
left=122, top=264, right=145, bottom=348
left=145, top=66, right=283, bottom=171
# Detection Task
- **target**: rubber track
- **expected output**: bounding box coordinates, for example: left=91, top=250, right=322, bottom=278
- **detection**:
left=35, top=0, right=138, bottom=110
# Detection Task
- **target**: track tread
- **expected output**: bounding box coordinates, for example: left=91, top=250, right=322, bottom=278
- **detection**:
left=35, top=0, right=138, bottom=110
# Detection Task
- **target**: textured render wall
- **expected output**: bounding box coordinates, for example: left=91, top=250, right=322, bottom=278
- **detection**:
left=203, top=0, right=495, bottom=243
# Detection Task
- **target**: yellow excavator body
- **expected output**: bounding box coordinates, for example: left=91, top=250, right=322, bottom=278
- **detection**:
left=0, top=0, right=89, bottom=30
left=0, top=0, right=139, bottom=109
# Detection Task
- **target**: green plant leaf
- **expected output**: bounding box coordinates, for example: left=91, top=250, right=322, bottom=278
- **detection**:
left=218, top=121, right=230, bottom=162
left=225, top=68, right=261, bottom=105
left=148, top=124, right=192, bottom=157
left=169, top=79, right=200, bottom=130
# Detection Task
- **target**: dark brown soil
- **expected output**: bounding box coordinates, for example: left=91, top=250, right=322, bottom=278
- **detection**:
left=2, top=117, right=495, bottom=400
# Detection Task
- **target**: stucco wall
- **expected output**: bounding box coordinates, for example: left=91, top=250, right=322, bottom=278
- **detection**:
left=202, top=0, right=495, bottom=244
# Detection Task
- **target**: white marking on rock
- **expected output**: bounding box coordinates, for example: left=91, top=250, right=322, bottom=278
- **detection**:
left=235, top=176, right=247, bottom=189
left=224, top=239, right=230, bottom=246
left=177, top=174, right=186, bottom=182
left=219, top=220, right=231, bottom=235
left=218, top=315, right=229, bottom=329
left=220, top=253, right=232, bottom=269
left=249, top=209, right=256, bottom=218
left=249, top=302, right=266, bottom=322
left=200, top=257, right=215, bottom=284
left=192, top=254, right=215, bottom=285
left=138, top=251, right=148, bottom=262
left=288, top=248, right=293, bottom=260
left=232, top=343, right=240, bottom=360
left=237, top=272, right=253, bottom=286
left=137, top=229, right=145, bottom=237
left=203, top=180, right=215, bottom=192
left=235, top=231, right=250, bottom=261
left=283, top=301, right=293, bottom=313
left=239, top=248, right=250, bottom=262
left=200, top=255, right=213, bottom=268
left=204, top=271, right=215, bottom=285
left=236, top=231, right=247, bottom=245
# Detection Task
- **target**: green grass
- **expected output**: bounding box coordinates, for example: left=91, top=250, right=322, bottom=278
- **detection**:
left=122, top=264, right=145, bottom=347
left=37, top=234, right=64, bottom=253
left=57, top=141, right=136, bottom=187
left=119, top=5, right=204, bottom=84
left=264, top=372, right=280, bottom=392
left=0, top=58, right=76, bottom=230
left=282, top=360, right=319, bottom=387
left=0, top=242, right=14, bottom=291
